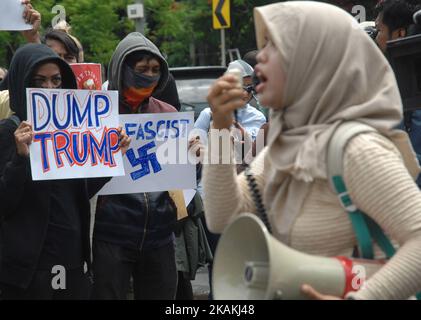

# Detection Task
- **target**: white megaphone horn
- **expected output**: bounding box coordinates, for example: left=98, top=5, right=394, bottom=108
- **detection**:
left=212, top=213, right=384, bottom=300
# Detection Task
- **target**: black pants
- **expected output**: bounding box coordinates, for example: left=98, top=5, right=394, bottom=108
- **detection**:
left=200, top=215, right=220, bottom=300
left=92, top=240, right=177, bottom=300
left=0, top=267, right=92, bottom=300
left=176, top=271, right=193, bottom=300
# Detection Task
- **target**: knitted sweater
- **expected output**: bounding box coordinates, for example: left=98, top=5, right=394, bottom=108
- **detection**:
left=203, top=132, right=421, bottom=299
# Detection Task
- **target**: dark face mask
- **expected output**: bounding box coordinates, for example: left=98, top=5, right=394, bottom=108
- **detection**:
left=123, top=64, right=160, bottom=89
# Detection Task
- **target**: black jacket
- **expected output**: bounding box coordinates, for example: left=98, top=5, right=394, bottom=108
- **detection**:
left=0, top=44, right=109, bottom=289
left=94, top=192, right=177, bottom=250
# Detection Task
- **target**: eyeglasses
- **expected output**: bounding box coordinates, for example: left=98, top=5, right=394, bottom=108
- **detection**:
left=243, top=85, right=254, bottom=93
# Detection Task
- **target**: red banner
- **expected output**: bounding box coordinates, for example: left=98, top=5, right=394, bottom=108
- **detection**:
left=70, top=63, right=102, bottom=90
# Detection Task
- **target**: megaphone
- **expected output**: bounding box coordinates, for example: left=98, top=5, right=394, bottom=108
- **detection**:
left=212, top=213, right=384, bottom=300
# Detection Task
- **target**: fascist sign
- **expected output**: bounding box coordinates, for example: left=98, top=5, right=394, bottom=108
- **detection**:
left=99, top=112, right=197, bottom=195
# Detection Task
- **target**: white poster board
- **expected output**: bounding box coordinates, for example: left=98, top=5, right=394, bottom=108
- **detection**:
left=27, top=88, right=125, bottom=180
left=99, top=112, right=197, bottom=195
left=0, top=0, right=32, bottom=31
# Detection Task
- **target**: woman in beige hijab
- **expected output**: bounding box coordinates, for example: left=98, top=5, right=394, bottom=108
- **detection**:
left=203, top=1, right=421, bottom=299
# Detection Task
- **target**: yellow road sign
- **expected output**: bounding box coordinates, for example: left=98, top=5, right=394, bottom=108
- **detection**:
left=212, top=0, right=230, bottom=29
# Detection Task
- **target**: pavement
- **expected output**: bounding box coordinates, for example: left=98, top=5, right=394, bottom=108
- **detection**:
left=192, top=266, right=211, bottom=300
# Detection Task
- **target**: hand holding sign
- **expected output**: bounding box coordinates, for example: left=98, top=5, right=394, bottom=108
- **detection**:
left=14, top=121, right=33, bottom=157
left=118, top=127, right=131, bottom=156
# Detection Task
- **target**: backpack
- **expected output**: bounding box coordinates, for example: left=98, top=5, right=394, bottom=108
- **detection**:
left=327, top=121, right=421, bottom=299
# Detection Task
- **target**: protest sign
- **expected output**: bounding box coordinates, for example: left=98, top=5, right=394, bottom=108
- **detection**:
left=99, top=112, right=196, bottom=194
left=0, top=0, right=32, bottom=31
left=70, top=63, right=103, bottom=90
left=27, top=88, right=125, bottom=180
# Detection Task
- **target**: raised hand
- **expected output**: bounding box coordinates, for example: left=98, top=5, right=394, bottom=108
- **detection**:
left=207, top=74, right=247, bottom=130
left=21, top=0, right=41, bottom=44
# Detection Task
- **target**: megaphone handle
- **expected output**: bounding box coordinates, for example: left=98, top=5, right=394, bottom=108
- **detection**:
left=244, top=165, right=272, bottom=234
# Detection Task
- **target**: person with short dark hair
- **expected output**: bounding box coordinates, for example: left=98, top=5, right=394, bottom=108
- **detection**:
left=43, top=30, right=81, bottom=64
left=243, top=50, right=259, bottom=68
left=375, top=0, right=421, bottom=188
left=375, top=0, right=421, bottom=52
left=52, top=20, right=85, bottom=63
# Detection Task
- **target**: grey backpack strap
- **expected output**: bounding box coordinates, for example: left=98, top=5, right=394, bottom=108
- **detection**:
left=327, top=121, right=380, bottom=259
left=327, top=121, right=396, bottom=259
left=327, top=121, right=376, bottom=194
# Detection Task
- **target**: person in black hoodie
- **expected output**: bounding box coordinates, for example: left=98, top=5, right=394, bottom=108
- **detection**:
left=0, top=43, right=130, bottom=300
left=92, top=32, right=179, bottom=300
left=153, top=73, right=181, bottom=111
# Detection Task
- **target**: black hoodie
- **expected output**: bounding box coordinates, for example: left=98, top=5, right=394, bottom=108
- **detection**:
left=94, top=33, right=177, bottom=252
left=0, top=44, right=106, bottom=289
left=7, top=43, right=76, bottom=121
left=107, top=32, right=169, bottom=97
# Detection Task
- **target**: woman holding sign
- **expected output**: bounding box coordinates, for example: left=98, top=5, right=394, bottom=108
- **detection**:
left=0, top=43, right=130, bottom=300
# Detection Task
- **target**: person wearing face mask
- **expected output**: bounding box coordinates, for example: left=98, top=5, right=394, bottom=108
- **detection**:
left=91, top=32, right=180, bottom=300
left=101, top=59, right=181, bottom=111
left=0, top=44, right=130, bottom=300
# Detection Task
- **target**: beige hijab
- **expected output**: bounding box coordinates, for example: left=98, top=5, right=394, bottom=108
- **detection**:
left=253, top=2, right=419, bottom=243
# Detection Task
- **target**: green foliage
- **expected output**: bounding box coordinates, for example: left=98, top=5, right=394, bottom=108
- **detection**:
left=0, top=0, right=380, bottom=69
left=0, top=0, right=133, bottom=68
left=151, top=0, right=378, bottom=66
left=144, top=0, right=194, bottom=66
